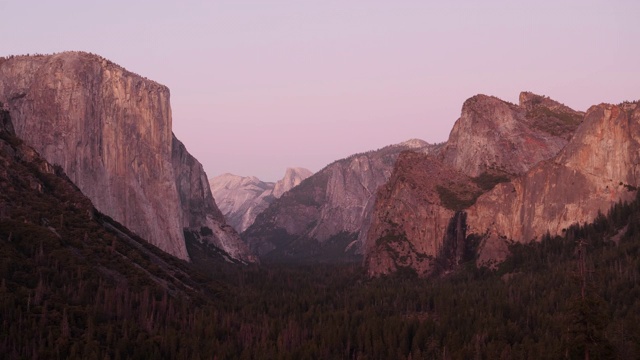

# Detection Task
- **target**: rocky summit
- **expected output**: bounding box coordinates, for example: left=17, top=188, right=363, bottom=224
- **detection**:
left=0, top=52, right=255, bottom=263
left=243, top=139, right=436, bottom=262
left=209, top=167, right=313, bottom=233
left=364, top=92, right=591, bottom=276
left=439, top=92, right=583, bottom=178
left=467, top=100, right=640, bottom=265
left=365, top=93, right=640, bottom=277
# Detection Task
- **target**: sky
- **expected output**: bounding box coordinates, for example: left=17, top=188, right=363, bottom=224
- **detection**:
left=1, top=1, right=639, bottom=181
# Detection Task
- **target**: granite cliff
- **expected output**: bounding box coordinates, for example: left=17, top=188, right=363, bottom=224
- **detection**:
left=365, top=92, right=586, bottom=276
left=440, top=92, right=582, bottom=177
left=467, top=100, right=640, bottom=265
left=273, top=167, right=314, bottom=198
left=0, top=104, right=212, bottom=295
left=0, top=52, right=254, bottom=263
left=173, top=136, right=256, bottom=263
left=209, top=167, right=313, bottom=232
left=243, top=139, right=436, bottom=262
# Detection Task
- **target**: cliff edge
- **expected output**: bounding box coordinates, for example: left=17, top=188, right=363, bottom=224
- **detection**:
left=0, top=52, right=254, bottom=262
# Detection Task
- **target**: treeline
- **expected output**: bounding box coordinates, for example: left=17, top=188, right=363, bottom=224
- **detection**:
left=148, top=194, right=640, bottom=358
left=2, top=112, right=640, bottom=358
left=0, top=51, right=158, bottom=84
left=0, top=119, right=222, bottom=359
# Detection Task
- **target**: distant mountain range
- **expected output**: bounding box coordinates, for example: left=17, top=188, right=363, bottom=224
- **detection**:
left=230, top=90, right=639, bottom=278
left=2, top=51, right=638, bottom=278
left=209, top=167, right=313, bottom=232
left=241, top=139, right=437, bottom=262
left=3, top=51, right=640, bottom=359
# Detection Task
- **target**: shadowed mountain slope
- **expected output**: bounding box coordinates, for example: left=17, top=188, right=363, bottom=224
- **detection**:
left=0, top=52, right=255, bottom=263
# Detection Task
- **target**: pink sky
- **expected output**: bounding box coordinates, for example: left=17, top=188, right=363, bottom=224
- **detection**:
left=2, top=1, right=639, bottom=181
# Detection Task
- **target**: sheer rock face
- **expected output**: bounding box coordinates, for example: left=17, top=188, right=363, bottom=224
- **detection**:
left=364, top=152, right=466, bottom=277
left=0, top=52, right=253, bottom=262
left=273, top=167, right=313, bottom=198
left=365, top=92, right=585, bottom=276
left=172, top=136, right=256, bottom=263
left=467, top=101, right=640, bottom=264
left=440, top=92, right=582, bottom=177
left=243, top=140, right=435, bottom=262
left=209, top=167, right=313, bottom=233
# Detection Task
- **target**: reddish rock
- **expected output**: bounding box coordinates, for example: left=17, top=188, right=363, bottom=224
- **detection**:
left=243, top=140, right=436, bottom=261
left=468, top=101, right=640, bottom=263
left=0, top=52, right=255, bottom=262
left=365, top=92, right=586, bottom=276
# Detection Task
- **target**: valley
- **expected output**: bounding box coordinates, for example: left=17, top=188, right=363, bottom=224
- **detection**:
left=1, top=52, right=639, bottom=359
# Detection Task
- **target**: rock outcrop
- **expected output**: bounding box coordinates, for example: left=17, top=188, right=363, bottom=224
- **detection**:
left=243, top=139, right=436, bottom=262
left=173, top=136, right=256, bottom=263
left=364, top=152, right=474, bottom=276
left=209, top=167, right=313, bottom=232
left=0, top=52, right=254, bottom=262
left=272, top=167, right=313, bottom=198
left=365, top=92, right=586, bottom=276
left=0, top=104, right=217, bottom=296
left=440, top=92, right=583, bottom=177
left=467, top=101, right=640, bottom=264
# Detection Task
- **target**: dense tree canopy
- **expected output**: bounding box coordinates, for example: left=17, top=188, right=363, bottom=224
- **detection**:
left=2, top=117, right=640, bottom=359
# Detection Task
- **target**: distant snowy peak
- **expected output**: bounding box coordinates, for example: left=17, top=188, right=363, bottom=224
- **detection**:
left=210, top=168, right=313, bottom=232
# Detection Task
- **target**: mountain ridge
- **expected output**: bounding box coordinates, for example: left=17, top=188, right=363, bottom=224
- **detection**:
left=243, top=139, right=437, bottom=262
left=0, top=51, right=255, bottom=263
left=364, top=92, right=640, bottom=276
left=209, top=167, right=313, bottom=232
left=468, top=100, right=640, bottom=265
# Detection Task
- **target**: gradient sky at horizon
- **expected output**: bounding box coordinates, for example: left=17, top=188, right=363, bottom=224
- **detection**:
left=2, top=1, right=639, bottom=181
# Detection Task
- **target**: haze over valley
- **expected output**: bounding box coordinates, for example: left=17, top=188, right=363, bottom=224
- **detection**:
left=1, top=1, right=640, bottom=358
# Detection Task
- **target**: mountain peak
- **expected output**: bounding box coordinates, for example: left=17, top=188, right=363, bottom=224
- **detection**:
left=283, top=167, right=313, bottom=177
left=0, top=52, right=254, bottom=263
left=440, top=92, right=583, bottom=177
left=519, top=91, right=548, bottom=107
left=209, top=168, right=313, bottom=232
left=461, top=94, right=512, bottom=112
left=273, top=167, right=313, bottom=198
left=397, top=138, right=430, bottom=149
left=518, top=91, right=579, bottom=114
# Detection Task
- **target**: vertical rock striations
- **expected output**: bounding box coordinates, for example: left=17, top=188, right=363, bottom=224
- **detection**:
left=440, top=92, right=582, bottom=177
left=172, top=135, right=256, bottom=263
left=364, top=152, right=473, bottom=276
left=467, top=101, right=640, bottom=264
left=365, top=92, right=585, bottom=276
left=243, top=140, right=436, bottom=262
left=0, top=52, right=253, bottom=262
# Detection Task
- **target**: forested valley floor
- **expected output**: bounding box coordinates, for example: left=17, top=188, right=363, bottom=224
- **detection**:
left=2, top=137, right=640, bottom=359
